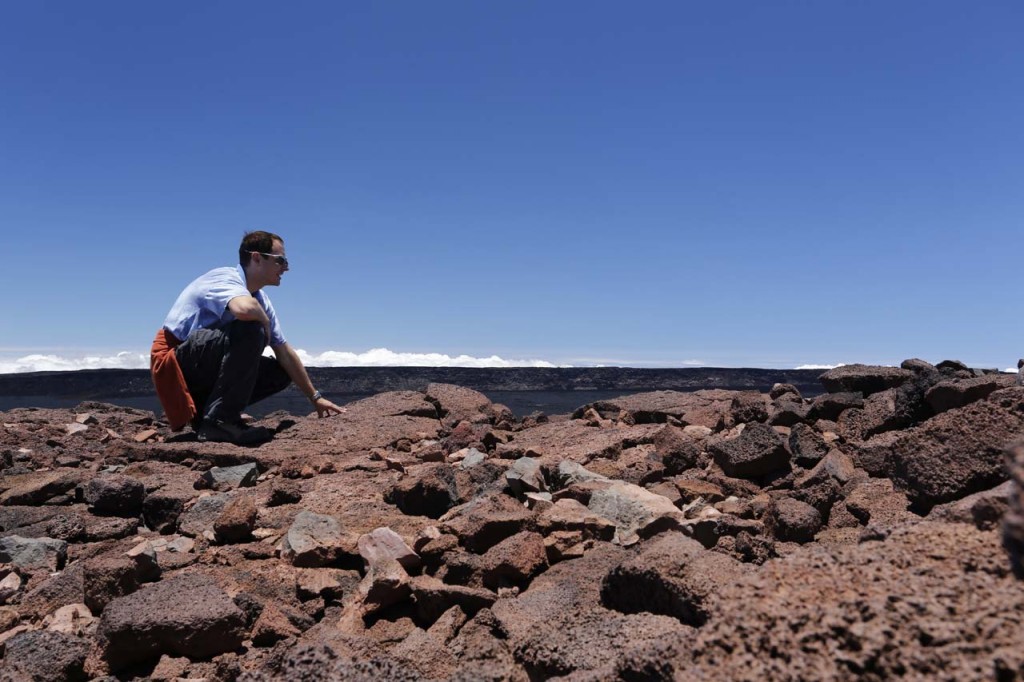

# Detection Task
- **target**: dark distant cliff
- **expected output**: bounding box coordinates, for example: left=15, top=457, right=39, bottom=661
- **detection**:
left=0, top=366, right=826, bottom=398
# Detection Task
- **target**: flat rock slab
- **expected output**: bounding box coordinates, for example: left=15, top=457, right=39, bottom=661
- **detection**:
left=819, top=364, right=913, bottom=396
left=99, top=573, right=246, bottom=670
left=0, top=534, right=67, bottom=572
left=0, top=471, right=79, bottom=506
left=495, top=421, right=662, bottom=466
left=199, top=463, right=259, bottom=490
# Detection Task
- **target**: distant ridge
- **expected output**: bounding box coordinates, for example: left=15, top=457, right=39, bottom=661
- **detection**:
left=0, top=366, right=826, bottom=399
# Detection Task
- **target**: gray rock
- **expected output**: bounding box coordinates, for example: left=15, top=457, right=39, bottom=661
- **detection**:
left=198, top=463, right=259, bottom=490
left=505, top=457, right=546, bottom=496
left=280, top=511, right=358, bottom=568
left=458, top=448, right=487, bottom=469
left=587, top=482, right=683, bottom=545
left=99, top=574, right=246, bottom=671
left=177, top=493, right=231, bottom=538
left=555, top=461, right=611, bottom=487
left=0, top=535, right=67, bottom=572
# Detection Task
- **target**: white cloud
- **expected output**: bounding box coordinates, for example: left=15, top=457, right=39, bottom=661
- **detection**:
left=0, top=348, right=563, bottom=373
left=0, top=352, right=149, bottom=374
left=290, top=347, right=563, bottom=368
left=794, top=363, right=847, bottom=370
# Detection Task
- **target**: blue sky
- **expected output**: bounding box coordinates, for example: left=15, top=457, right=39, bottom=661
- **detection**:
left=1, top=1, right=1021, bottom=371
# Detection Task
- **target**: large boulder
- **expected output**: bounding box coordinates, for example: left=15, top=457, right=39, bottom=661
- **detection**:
left=819, top=364, right=913, bottom=396
left=925, top=374, right=1014, bottom=414
left=676, top=523, right=1024, bottom=680
left=708, top=423, right=790, bottom=479
left=882, top=398, right=1024, bottom=511
left=425, top=383, right=492, bottom=426
left=601, top=532, right=744, bottom=625
left=99, top=574, right=247, bottom=670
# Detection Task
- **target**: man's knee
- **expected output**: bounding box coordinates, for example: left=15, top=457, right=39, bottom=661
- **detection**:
left=228, top=320, right=266, bottom=348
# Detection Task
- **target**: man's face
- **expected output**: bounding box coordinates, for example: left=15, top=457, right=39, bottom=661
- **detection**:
left=257, top=239, right=288, bottom=287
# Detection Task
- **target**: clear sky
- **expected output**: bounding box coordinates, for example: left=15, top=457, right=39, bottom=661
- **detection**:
left=1, top=1, right=1021, bottom=371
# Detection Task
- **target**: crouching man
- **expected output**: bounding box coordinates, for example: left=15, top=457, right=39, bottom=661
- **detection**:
left=150, top=230, right=344, bottom=444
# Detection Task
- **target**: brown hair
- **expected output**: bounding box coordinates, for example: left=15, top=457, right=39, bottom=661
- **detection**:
left=239, top=230, right=284, bottom=267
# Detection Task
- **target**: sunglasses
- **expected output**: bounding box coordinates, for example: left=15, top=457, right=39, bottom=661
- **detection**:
left=251, top=251, right=288, bottom=268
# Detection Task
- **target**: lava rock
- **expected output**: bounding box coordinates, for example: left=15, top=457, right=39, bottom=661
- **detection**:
left=99, top=574, right=246, bottom=670
left=709, top=423, right=790, bottom=479
left=84, top=475, right=145, bottom=517
left=0, top=630, right=89, bottom=681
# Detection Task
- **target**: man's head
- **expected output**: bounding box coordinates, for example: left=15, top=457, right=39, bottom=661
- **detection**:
left=239, top=230, right=288, bottom=289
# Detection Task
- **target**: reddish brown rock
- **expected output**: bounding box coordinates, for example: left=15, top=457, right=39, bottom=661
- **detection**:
left=99, top=574, right=246, bottom=670
left=882, top=399, right=1024, bottom=510
left=214, top=495, right=258, bottom=544
left=925, top=374, right=1013, bottom=414
left=601, top=531, right=744, bottom=625
left=708, top=422, right=790, bottom=479
left=819, top=364, right=913, bottom=396
left=1005, top=440, right=1024, bottom=578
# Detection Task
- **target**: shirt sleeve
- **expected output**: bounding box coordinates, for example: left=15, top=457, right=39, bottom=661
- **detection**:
left=203, top=270, right=251, bottom=319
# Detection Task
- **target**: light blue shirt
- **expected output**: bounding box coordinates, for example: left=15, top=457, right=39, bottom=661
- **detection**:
left=162, top=265, right=286, bottom=347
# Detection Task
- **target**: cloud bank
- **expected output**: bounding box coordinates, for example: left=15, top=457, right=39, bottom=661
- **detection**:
left=0, top=348, right=562, bottom=373
left=794, top=363, right=846, bottom=370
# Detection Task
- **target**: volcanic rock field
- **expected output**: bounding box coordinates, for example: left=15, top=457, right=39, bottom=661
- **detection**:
left=0, top=359, right=1022, bottom=680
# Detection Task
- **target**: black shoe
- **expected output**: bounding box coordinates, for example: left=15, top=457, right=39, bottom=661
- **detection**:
left=197, top=418, right=273, bottom=445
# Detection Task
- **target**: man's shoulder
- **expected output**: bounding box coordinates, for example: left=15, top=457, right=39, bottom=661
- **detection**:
left=191, top=265, right=245, bottom=287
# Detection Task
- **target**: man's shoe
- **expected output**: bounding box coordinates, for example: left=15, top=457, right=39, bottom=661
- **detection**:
left=197, top=419, right=273, bottom=445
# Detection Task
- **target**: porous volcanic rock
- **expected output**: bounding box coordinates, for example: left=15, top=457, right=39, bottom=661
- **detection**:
left=877, top=397, right=1024, bottom=511
left=601, top=531, right=743, bottom=625
left=4, top=373, right=1024, bottom=680
left=1006, top=440, right=1024, bottom=578
left=708, top=422, right=790, bottom=479
left=819, top=364, right=914, bottom=396
left=675, top=522, right=1024, bottom=680
left=84, top=474, right=145, bottom=516
left=0, top=629, right=90, bottom=681
left=99, top=573, right=247, bottom=670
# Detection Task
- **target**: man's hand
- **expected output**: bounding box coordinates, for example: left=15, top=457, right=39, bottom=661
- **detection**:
left=313, top=397, right=347, bottom=418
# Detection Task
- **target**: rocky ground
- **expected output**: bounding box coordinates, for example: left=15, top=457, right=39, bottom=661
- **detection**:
left=0, top=359, right=1022, bottom=681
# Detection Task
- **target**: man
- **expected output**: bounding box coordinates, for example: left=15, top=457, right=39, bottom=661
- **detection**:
left=151, top=231, right=344, bottom=444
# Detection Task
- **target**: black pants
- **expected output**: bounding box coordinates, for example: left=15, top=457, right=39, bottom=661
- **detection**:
left=174, top=321, right=291, bottom=426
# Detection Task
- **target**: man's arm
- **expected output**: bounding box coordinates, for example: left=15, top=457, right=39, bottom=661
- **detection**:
left=272, top=342, right=346, bottom=418
left=227, top=296, right=271, bottom=341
